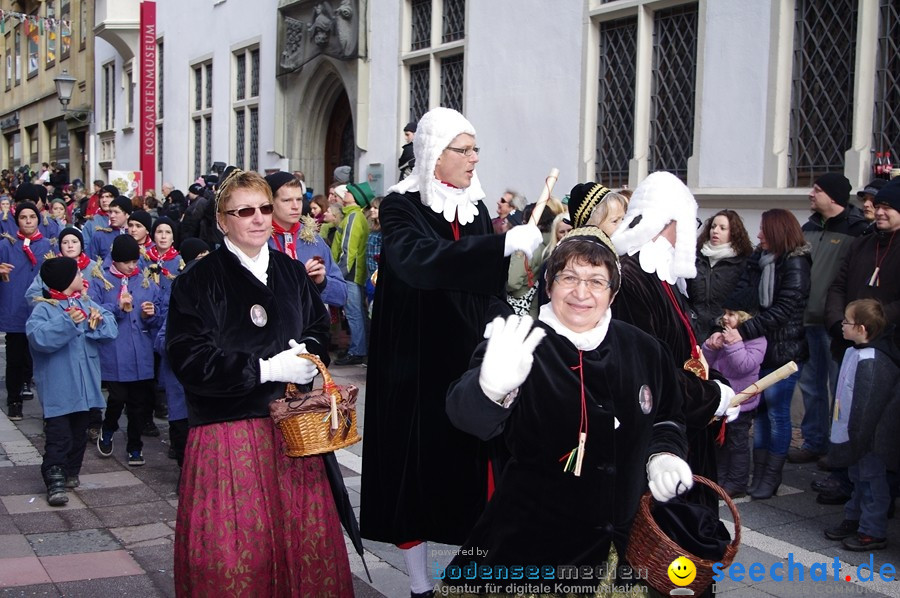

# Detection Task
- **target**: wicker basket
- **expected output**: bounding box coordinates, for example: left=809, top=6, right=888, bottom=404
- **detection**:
left=625, top=475, right=740, bottom=595
left=269, top=353, right=361, bottom=457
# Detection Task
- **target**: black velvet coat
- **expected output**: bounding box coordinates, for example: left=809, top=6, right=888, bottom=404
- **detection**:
left=611, top=255, right=727, bottom=492
left=360, top=191, right=509, bottom=545
left=445, top=320, right=687, bottom=572
left=166, top=247, right=330, bottom=427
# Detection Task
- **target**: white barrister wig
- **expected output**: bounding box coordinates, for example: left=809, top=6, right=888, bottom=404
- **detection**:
left=387, top=107, right=486, bottom=213
left=610, top=171, right=699, bottom=279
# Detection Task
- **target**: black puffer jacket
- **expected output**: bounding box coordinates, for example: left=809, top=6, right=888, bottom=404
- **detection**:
left=733, top=245, right=812, bottom=369
left=687, top=252, right=748, bottom=340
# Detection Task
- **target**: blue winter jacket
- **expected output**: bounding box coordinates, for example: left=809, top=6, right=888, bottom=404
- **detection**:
left=88, top=261, right=162, bottom=381
left=26, top=296, right=117, bottom=418
left=0, top=235, right=53, bottom=332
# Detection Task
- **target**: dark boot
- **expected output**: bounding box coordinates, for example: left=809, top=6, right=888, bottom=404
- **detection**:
left=750, top=453, right=786, bottom=500
left=747, top=449, right=768, bottom=495
left=716, top=447, right=731, bottom=490
left=728, top=447, right=751, bottom=496
left=45, top=466, right=69, bottom=507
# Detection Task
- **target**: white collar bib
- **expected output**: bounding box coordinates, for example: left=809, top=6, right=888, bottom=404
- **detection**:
left=224, top=236, right=269, bottom=285
left=538, top=303, right=611, bottom=351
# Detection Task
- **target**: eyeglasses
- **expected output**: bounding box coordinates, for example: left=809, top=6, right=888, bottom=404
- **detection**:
left=444, top=146, right=480, bottom=157
left=499, top=197, right=509, bottom=204
left=841, top=320, right=860, bottom=327
left=554, top=274, right=611, bottom=292
left=224, top=204, right=275, bottom=218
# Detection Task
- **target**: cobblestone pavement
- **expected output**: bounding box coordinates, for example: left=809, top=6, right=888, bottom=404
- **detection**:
left=2, top=356, right=900, bottom=596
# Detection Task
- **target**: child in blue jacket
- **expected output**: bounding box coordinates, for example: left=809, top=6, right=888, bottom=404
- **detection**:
left=88, top=235, right=162, bottom=466
left=26, top=257, right=116, bottom=506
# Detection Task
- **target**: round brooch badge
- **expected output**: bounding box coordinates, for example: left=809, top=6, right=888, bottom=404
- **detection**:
left=250, top=304, right=268, bottom=327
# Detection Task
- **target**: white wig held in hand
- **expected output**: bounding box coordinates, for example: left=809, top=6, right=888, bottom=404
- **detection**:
left=387, top=107, right=486, bottom=224
left=610, top=171, right=698, bottom=279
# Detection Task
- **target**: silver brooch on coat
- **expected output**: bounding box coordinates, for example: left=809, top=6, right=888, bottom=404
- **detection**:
left=250, top=304, right=268, bottom=327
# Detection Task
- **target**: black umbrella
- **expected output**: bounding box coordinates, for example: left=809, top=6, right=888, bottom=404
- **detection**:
left=323, top=451, right=372, bottom=582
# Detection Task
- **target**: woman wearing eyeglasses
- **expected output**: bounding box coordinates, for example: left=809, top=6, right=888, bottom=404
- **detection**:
left=166, top=168, right=353, bottom=596
left=443, top=228, right=690, bottom=594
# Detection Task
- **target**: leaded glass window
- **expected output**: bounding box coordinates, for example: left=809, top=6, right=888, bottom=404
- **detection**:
left=411, top=0, right=431, bottom=50
left=409, top=62, right=429, bottom=122
left=596, top=17, right=637, bottom=189
left=649, top=3, right=698, bottom=182
left=236, top=53, right=246, bottom=101
left=789, top=0, right=857, bottom=186
left=235, top=110, right=245, bottom=170
left=442, top=0, right=465, bottom=43
left=440, top=54, right=463, bottom=112
left=874, top=0, right=900, bottom=159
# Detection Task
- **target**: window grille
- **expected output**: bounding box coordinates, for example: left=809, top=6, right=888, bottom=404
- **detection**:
left=411, top=0, right=431, bottom=50
left=236, top=53, right=246, bottom=101
left=193, top=118, right=201, bottom=179
left=157, top=125, right=163, bottom=172
left=194, top=67, right=202, bottom=111
left=235, top=110, right=245, bottom=170
left=158, top=42, right=164, bottom=119
left=442, top=0, right=465, bottom=43
left=409, top=62, right=429, bottom=122
left=440, top=54, right=463, bottom=112
left=250, top=107, right=259, bottom=172
left=250, top=48, right=260, bottom=97
left=649, top=3, right=698, bottom=182
left=789, top=0, right=857, bottom=187
left=596, top=17, right=637, bottom=189
left=205, top=114, right=212, bottom=173
left=874, top=0, right=900, bottom=159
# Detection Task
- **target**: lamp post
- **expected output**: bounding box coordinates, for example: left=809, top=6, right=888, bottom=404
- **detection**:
left=53, top=69, right=89, bottom=122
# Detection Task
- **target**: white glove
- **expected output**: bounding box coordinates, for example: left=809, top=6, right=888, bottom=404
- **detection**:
left=503, top=224, right=543, bottom=258
left=713, top=380, right=739, bottom=423
left=478, top=315, right=547, bottom=403
left=259, top=340, right=318, bottom=385
left=647, top=453, right=693, bottom=502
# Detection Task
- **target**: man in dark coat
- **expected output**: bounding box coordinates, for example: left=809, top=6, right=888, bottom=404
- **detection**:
left=791, top=173, right=869, bottom=464
left=360, top=107, right=542, bottom=597
left=610, top=172, right=737, bottom=504
left=398, top=121, right=416, bottom=181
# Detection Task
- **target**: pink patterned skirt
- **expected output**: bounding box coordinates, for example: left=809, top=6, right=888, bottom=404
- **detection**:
left=174, top=417, right=353, bottom=597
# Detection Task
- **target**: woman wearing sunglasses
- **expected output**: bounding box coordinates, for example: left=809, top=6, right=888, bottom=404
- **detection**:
left=165, top=168, right=353, bottom=596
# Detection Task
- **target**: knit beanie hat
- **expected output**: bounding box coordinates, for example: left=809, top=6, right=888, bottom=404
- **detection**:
left=610, top=171, right=699, bottom=279
left=568, top=182, right=612, bottom=228
left=128, top=209, right=152, bottom=232
left=188, top=183, right=205, bottom=196
left=109, top=196, right=133, bottom=215
left=874, top=178, right=900, bottom=212
left=814, top=173, right=851, bottom=207
left=41, top=256, right=78, bottom=292
left=50, top=198, right=68, bottom=213
left=347, top=182, right=375, bottom=208
left=101, top=184, right=120, bottom=198
left=333, top=184, right=348, bottom=201
left=180, top=238, right=210, bottom=263
left=333, top=166, right=352, bottom=184
left=151, top=216, right=177, bottom=239
left=265, top=171, right=305, bottom=197
left=857, top=178, right=888, bottom=199
left=58, top=227, right=84, bottom=252
left=404, top=121, right=417, bottom=134
left=14, top=183, right=47, bottom=203
left=111, top=234, right=140, bottom=262
left=15, top=202, right=39, bottom=224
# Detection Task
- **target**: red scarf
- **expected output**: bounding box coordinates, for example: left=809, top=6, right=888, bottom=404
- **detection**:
left=17, top=230, right=43, bottom=266
left=146, top=245, right=179, bottom=278
left=146, top=245, right=178, bottom=264
left=48, top=289, right=88, bottom=319
left=75, top=253, right=92, bottom=271
left=110, top=263, right=140, bottom=301
left=272, top=221, right=301, bottom=259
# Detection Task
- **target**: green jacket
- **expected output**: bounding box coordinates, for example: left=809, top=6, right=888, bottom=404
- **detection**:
left=332, top=204, right=370, bottom=286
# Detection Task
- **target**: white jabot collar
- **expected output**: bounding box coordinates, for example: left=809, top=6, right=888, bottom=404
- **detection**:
left=387, top=174, right=485, bottom=225
left=538, top=303, right=611, bottom=351
left=224, top=236, right=269, bottom=285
